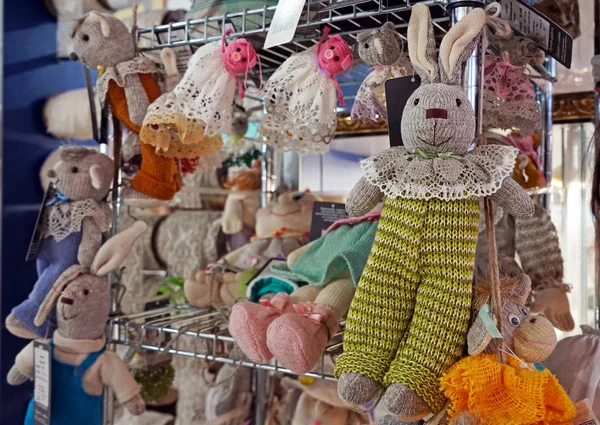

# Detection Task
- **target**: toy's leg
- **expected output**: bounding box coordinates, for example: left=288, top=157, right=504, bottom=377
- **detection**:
left=10, top=233, right=82, bottom=338
left=268, top=279, right=355, bottom=374
left=129, top=143, right=181, bottom=202
left=335, top=198, right=427, bottom=405
left=384, top=198, right=479, bottom=417
left=289, top=285, right=321, bottom=303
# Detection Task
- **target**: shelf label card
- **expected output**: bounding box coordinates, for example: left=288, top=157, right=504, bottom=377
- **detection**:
left=264, top=0, right=306, bottom=49
left=34, top=341, right=51, bottom=425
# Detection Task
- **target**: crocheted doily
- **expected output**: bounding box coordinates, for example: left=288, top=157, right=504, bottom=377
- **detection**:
left=351, top=62, right=412, bottom=122
left=96, top=56, right=159, bottom=103
left=361, top=145, right=518, bottom=201
left=482, top=90, right=541, bottom=136
left=260, top=46, right=339, bottom=155
left=221, top=136, right=260, bottom=156
left=44, top=200, right=112, bottom=242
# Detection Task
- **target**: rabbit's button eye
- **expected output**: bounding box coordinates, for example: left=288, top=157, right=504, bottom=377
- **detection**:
left=456, top=99, right=462, bottom=107
left=413, top=98, right=419, bottom=106
left=82, top=34, right=89, bottom=42
left=334, top=56, right=339, bottom=61
left=330, top=46, right=335, bottom=50
left=242, top=57, right=247, bottom=62
left=71, top=166, right=79, bottom=173
left=83, top=289, right=90, bottom=296
left=509, top=314, right=521, bottom=326
left=236, top=47, right=241, bottom=52
left=364, top=44, right=369, bottom=49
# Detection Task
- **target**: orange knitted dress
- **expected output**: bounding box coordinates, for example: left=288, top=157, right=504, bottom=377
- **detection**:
left=107, top=75, right=181, bottom=200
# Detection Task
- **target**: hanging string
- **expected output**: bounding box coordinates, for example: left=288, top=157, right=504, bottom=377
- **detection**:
left=131, top=2, right=140, bottom=56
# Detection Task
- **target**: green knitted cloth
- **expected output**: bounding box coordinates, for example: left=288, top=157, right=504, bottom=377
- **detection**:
left=270, top=221, right=378, bottom=287
left=335, top=196, right=479, bottom=413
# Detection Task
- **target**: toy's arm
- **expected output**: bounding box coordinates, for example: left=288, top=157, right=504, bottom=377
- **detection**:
left=467, top=313, right=495, bottom=356
left=489, top=178, right=534, bottom=217
left=124, top=74, right=150, bottom=127
left=7, top=341, right=37, bottom=385
left=79, top=217, right=102, bottom=267
left=346, top=177, right=383, bottom=217
left=94, top=351, right=145, bottom=415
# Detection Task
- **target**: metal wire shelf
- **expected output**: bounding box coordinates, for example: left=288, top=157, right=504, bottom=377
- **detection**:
left=136, top=0, right=450, bottom=73
left=108, top=304, right=343, bottom=381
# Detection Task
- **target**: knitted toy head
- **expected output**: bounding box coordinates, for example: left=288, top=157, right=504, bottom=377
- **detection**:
left=34, top=221, right=147, bottom=340
left=48, top=147, right=113, bottom=202
left=69, top=11, right=135, bottom=68
left=356, top=22, right=403, bottom=67
left=470, top=274, right=557, bottom=363
left=255, top=191, right=316, bottom=239
left=317, top=28, right=353, bottom=77
left=401, top=5, right=484, bottom=156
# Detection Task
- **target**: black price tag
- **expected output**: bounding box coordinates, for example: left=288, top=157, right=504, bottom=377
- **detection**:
left=385, top=75, right=422, bottom=148
left=33, top=341, right=51, bottom=425
left=500, top=0, right=573, bottom=68
left=26, top=183, right=57, bottom=262
left=309, top=202, right=349, bottom=241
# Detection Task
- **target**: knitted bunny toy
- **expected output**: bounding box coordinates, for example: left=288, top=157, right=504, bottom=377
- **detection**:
left=335, top=4, right=534, bottom=420
left=6, top=147, right=113, bottom=339
left=230, top=212, right=379, bottom=375
left=140, top=29, right=258, bottom=156
left=440, top=275, right=576, bottom=425
left=261, top=27, right=353, bottom=154
left=352, top=22, right=412, bottom=122
left=69, top=11, right=181, bottom=206
left=7, top=221, right=148, bottom=425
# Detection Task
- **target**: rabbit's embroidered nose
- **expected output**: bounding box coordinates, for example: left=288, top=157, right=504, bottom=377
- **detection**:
left=426, top=108, right=448, bottom=119
left=60, top=297, right=74, bottom=305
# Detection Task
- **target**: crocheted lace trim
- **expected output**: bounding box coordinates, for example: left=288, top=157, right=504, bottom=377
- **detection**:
left=96, top=56, right=159, bottom=103
left=361, top=145, right=518, bottom=201
left=44, top=200, right=112, bottom=242
left=260, top=47, right=338, bottom=155
left=351, top=63, right=412, bottom=122
left=482, top=90, right=541, bottom=136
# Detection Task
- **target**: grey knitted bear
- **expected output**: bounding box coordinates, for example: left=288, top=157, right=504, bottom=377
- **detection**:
left=70, top=12, right=181, bottom=207
left=7, top=147, right=113, bottom=339
left=351, top=22, right=412, bottom=122
left=8, top=222, right=148, bottom=423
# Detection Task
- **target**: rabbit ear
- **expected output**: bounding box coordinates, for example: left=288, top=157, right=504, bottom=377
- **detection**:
left=407, top=3, right=439, bottom=84
left=34, top=265, right=88, bottom=327
left=221, top=194, right=244, bottom=235
left=438, top=8, right=486, bottom=85
left=91, top=220, right=147, bottom=276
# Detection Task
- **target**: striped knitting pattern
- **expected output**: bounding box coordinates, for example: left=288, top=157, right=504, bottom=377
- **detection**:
left=335, top=196, right=479, bottom=413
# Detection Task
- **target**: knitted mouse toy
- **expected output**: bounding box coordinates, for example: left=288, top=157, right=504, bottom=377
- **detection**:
left=7, top=221, right=148, bottom=425
left=6, top=147, right=113, bottom=339
left=352, top=22, right=412, bottom=122
left=440, top=274, right=576, bottom=425
left=69, top=11, right=181, bottom=206
left=230, top=212, right=379, bottom=375
left=261, top=27, right=353, bottom=154
left=140, top=29, right=258, bottom=156
left=334, top=4, right=534, bottom=420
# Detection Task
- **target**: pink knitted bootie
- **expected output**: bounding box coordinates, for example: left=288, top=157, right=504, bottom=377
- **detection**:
left=229, top=293, right=295, bottom=363
left=266, top=302, right=339, bottom=374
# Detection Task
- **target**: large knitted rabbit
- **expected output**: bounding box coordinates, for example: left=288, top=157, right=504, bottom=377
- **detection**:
left=335, top=4, right=534, bottom=421
left=7, top=222, right=148, bottom=425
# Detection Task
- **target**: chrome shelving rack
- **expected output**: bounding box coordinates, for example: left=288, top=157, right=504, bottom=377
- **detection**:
left=101, top=0, right=561, bottom=423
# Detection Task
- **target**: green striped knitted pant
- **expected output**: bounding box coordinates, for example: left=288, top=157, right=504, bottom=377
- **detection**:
left=335, top=197, right=479, bottom=413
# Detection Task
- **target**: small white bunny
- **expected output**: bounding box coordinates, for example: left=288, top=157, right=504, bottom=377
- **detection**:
left=7, top=221, right=148, bottom=424
left=335, top=4, right=534, bottom=421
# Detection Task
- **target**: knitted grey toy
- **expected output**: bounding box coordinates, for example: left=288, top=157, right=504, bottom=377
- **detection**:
left=7, top=147, right=113, bottom=339
left=70, top=12, right=181, bottom=207
left=7, top=222, right=148, bottom=423
left=351, top=22, right=412, bottom=122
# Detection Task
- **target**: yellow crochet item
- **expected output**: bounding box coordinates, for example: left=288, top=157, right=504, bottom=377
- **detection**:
left=441, top=354, right=576, bottom=425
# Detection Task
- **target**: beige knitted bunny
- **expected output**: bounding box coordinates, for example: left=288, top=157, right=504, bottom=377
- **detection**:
left=335, top=4, right=533, bottom=421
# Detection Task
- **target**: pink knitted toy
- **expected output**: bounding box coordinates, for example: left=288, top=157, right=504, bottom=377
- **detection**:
left=261, top=27, right=353, bottom=154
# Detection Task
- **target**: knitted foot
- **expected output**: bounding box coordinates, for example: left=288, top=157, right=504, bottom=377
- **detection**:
left=122, top=187, right=168, bottom=208
left=229, top=293, right=295, bottom=363
left=530, top=286, right=575, bottom=332
left=377, top=414, right=423, bottom=425
left=266, top=303, right=339, bottom=374
left=337, top=372, right=383, bottom=406
left=383, top=383, right=431, bottom=421
left=184, top=269, right=221, bottom=308
left=5, top=314, right=38, bottom=339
